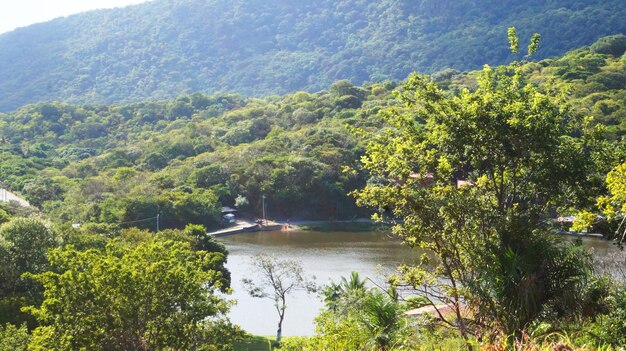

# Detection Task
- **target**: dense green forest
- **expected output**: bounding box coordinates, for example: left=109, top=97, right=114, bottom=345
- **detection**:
left=0, top=0, right=625, bottom=110
left=1, top=35, right=626, bottom=233
left=0, top=80, right=392, bottom=231
left=2, top=34, right=626, bottom=350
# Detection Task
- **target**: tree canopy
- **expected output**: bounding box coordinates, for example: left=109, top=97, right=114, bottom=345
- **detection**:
left=354, top=46, right=607, bottom=342
left=0, top=0, right=625, bottom=110
left=25, top=238, right=240, bottom=351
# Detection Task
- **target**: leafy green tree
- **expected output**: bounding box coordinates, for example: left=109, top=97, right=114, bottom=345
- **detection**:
left=289, top=273, right=412, bottom=351
left=0, top=209, right=10, bottom=224
left=507, top=27, right=519, bottom=53
left=141, top=152, right=169, bottom=171
left=577, top=163, right=626, bottom=246
left=183, top=223, right=228, bottom=255
left=591, top=289, right=626, bottom=346
left=191, top=164, right=229, bottom=188
left=24, top=238, right=241, bottom=351
left=0, top=323, right=30, bottom=351
left=21, top=177, right=64, bottom=208
left=171, top=190, right=222, bottom=228
left=354, top=44, right=598, bottom=342
left=361, top=292, right=408, bottom=351
left=322, top=271, right=367, bottom=313
left=234, top=195, right=249, bottom=209
left=0, top=218, right=57, bottom=284
left=590, top=34, right=626, bottom=56
left=115, top=226, right=231, bottom=290
left=242, top=254, right=316, bottom=346
left=0, top=217, right=58, bottom=326
left=182, top=224, right=231, bottom=286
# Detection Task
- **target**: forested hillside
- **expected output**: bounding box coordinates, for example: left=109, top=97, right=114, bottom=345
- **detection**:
left=0, top=80, right=396, bottom=230
left=1, top=36, right=626, bottom=232
left=0, top=0, right=625, bottom=111
left=3, top=31, right=626, bottom=350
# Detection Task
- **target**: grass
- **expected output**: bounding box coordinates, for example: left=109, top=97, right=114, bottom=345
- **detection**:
left=233, top=335, right=274, bottom=351
left=232, top=334, right=622, bottom=351
left=233, top=335, right=303, bottom=351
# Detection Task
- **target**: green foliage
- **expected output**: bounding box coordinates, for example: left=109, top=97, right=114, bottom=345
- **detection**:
left=0, top=323, right=30, bottom=351
left=0, top=84, right=389, bottom=226
left=192, top=165, right=229, bottom=188
left=508, top=27, right=519, bottom=54
left=0, top=208, right=10, bottom=224
left=411, top=328, right=473, bottom=351
left=182, top=224, right=231, bottom=287
left=24, top=238, right=241, bottom=351
left=576, top=163, right=626, bottom=245
left=590, top=34, right=626, bottom=56
left=5, top=36, right=626, bottom=229
left=354, top=59, right=601, bottom=341
left=0, top=217, right=57, bottom=281
left=1, top=0, right=626, bottom=110
left=114, top=226, right=231, bottom=290
left=291, top=272, right=413, bottom=351
left=234, top=195, right=249, bottom=209
left=360, top=292, right=408, bottom=351
left=528, top=33, right=542, bottom=57
left=232, top=335, right=274, bottom=351
left=183, top=224, right=227, bottom=254
left=597, top=163, right=626, bottom=220
left=21, top=177, right=63, bottom=208
left=322, top=271, right=368, bottom=315
left=589, top=288, right=626, bottom=346
left=280, top=312, right=369, bottom=351
left=0, top=217, right=58, bottom=326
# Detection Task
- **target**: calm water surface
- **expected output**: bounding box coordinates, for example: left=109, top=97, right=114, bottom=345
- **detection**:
left=218, top=230, right=616, bottom=336
left=218, top=230, right=416, bottom=336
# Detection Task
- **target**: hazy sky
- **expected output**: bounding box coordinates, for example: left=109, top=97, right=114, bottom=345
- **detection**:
left=0, top=0, right=152, bottom=34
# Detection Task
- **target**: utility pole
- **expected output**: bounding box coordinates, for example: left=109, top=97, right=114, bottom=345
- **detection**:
left=262, top=194, right=266, bottom=225
left=156, top=213, right=160, bottom=232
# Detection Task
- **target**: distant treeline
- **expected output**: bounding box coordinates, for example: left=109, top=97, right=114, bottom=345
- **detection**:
left=0, top=0, right=625, bottom=110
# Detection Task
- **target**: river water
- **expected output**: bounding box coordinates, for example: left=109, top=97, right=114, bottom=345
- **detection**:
left=217, top=230, right=617, bottom=336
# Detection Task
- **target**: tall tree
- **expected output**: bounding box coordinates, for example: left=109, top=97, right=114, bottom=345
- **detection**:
left=242, top=254, right=316, bottom=346
left=24, top=238, right=241, bottom=351
left=0, top=217, right=58, bottom=326
left=354, top=33, right=599, bottom=343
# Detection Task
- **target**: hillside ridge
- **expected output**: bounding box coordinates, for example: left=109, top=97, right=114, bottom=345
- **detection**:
left=0, top=0, right=625, bottom=111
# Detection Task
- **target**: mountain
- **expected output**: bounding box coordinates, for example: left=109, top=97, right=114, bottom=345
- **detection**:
left=0, top=0, right=625, bottom=111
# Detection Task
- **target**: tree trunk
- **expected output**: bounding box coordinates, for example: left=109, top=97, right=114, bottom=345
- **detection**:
left=276, top=297, right=286, bottom=346
left=276, top=315, right=284, bottom=346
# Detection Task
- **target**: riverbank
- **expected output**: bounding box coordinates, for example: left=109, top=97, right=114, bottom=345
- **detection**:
left=207, top=220, right=284, bottom=237
left=210, top=218, right=612, bottom=242
left=290, top=219, right=390, bottom=232
left=208, top=218, right=390, bottom=236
